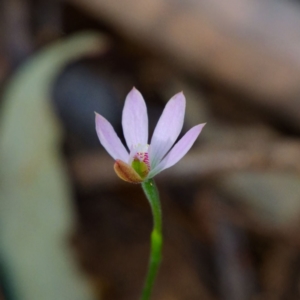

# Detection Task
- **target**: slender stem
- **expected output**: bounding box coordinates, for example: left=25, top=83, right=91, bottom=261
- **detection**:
left=140, top=178, right=163, bottom=300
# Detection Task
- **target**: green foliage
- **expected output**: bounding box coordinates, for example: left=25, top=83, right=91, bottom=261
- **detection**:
left=0, top=32, right=107, bottom=300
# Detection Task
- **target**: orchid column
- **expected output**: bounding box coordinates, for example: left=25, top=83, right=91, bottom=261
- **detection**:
left=95, top=88, right=205, bottom=300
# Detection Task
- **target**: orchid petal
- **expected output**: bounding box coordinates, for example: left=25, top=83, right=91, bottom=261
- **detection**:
left=149, top=92, right=186, bottom=168
left=95, top=113, right=129, bottom=162
left=122, top=88, right=148, bottom=150
left=148, top=123, right=206, bottom=178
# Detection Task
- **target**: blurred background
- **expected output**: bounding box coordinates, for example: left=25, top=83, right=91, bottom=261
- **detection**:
left=1, top=0, right=300, bottom=299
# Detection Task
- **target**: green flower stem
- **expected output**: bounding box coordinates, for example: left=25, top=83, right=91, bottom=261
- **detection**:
left=140, top=178, right=163, bottom=300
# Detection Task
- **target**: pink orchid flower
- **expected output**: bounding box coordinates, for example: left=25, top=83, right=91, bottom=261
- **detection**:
left=95, top=88, right=206, bottom=183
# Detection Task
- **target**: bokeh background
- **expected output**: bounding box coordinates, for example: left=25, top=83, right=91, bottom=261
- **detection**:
left=1, top=0, right=300, bottom=299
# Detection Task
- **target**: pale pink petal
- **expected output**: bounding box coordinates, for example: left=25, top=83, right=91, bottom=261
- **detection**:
left=148, top=123, right=206, bottom=178
left=122, top=88, right=148, bottom=150
left=95, top=113, right=129, bottom=162
left=149, top=92, right=186, bottom=168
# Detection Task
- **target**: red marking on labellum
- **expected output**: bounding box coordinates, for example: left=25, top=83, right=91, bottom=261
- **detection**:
left=134, top=152, right=150, bottom=170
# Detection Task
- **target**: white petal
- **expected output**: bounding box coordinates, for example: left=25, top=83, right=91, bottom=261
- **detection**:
left=149, top=92, right=186, bottom=168
left=122, top=88, right=148, bottom=150
left=95, top=113, right=129, bottom=161
left=148, top=123, right=205, bottom=178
